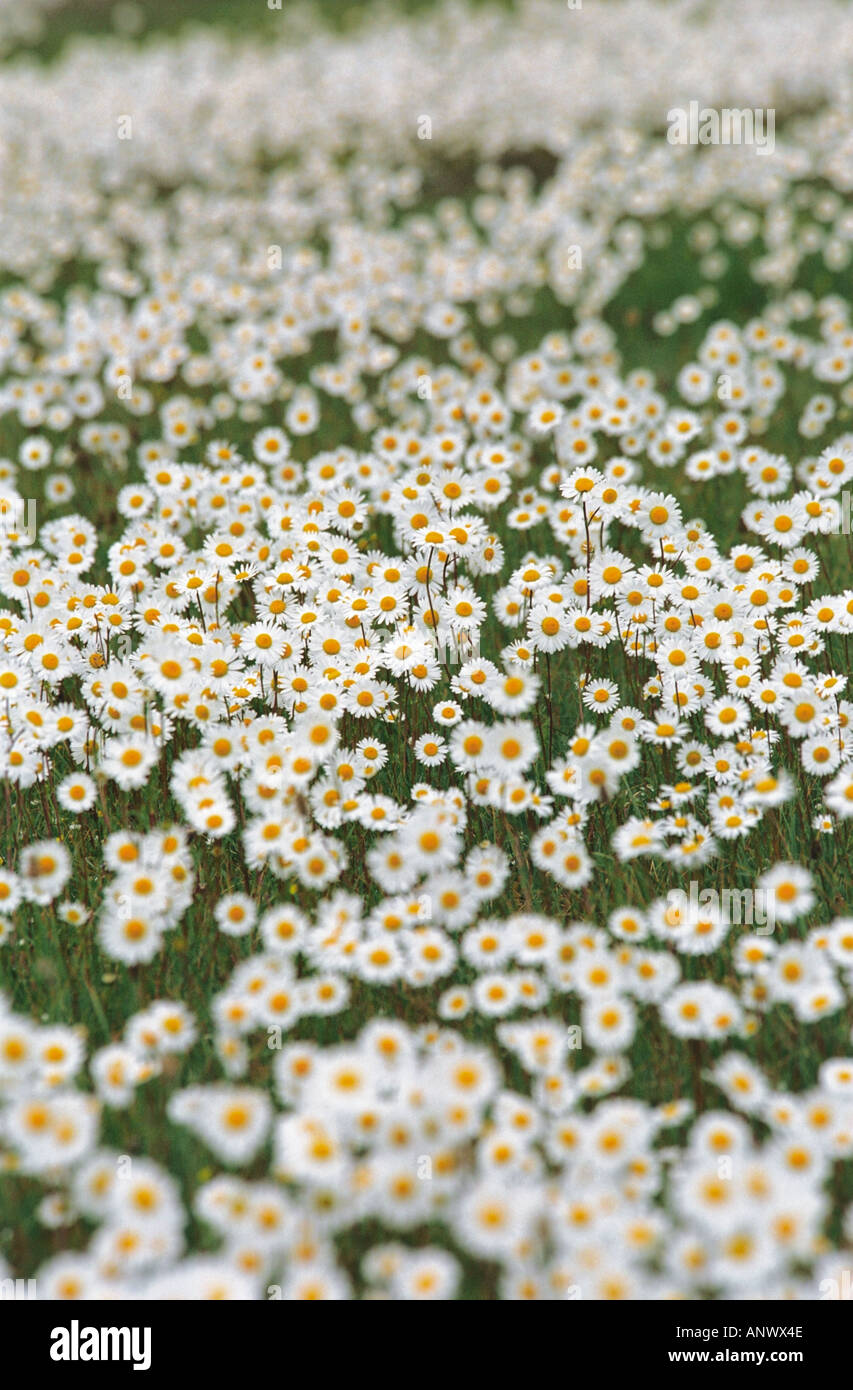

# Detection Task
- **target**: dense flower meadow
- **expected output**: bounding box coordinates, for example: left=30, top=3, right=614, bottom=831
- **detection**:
left=1, top=0, right=853, bottom=1300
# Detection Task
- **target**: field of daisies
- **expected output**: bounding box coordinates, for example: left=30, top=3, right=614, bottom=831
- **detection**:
left=1, top=0, right=853, bottom=1302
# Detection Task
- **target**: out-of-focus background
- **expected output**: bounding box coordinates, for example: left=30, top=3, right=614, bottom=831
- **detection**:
left=3, top=0, right=487, bottom=59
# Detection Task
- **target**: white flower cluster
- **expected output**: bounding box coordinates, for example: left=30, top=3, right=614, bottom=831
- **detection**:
left=0, top=0, right=851, bottom=1300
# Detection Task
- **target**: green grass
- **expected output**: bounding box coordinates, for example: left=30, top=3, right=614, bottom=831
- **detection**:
left=13, top=0, right=514, bottom=64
